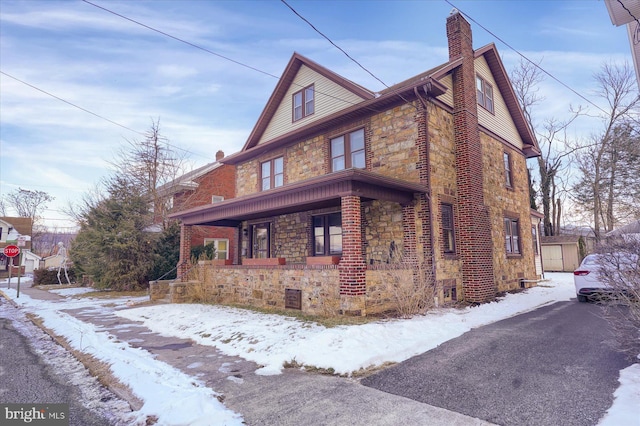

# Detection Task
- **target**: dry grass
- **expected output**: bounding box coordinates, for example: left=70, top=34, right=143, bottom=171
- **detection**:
left=26, top=313, right=143, bottom=411
left=372, top=255, right=436, bottom=318
left=75, top=290, right=149, bottom=299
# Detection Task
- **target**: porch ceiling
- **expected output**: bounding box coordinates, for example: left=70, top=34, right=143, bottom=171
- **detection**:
left=169, top=169, right=427, bottom=226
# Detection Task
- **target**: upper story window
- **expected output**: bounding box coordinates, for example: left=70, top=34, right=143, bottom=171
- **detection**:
left=476, top=75, right=494, bottom=113
left=331, top=128, right=365, bottom=172
left=261, top=156, right=284, bottom=191
left=504, top=217, right=520, bottom=255
left=441, top=203, right=455, bottom=254
left=293, top=84, right=314, bottom=121
left=503, top=151, right=513, bottom=188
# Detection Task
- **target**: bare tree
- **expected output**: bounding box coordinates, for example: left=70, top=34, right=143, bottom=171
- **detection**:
left=510, top=59, right=580, bottom=236
left=571, top=62, right=640, bottom=240
left=595, top=236, right=640, bottom=359
left=110, top=118, right=185, bottom=229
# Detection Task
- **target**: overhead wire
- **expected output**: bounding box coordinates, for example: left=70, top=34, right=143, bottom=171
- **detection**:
left=279, top=0, right=419, bottom=110
left=0, top=71, right=144, bottom=136
left=80, top=0, right=380, bottom=113
left=615, top=0, right=640, bottom=26
left=0, top=71, right=215, bottom=161
left=443, top=0, right=610, bottom=116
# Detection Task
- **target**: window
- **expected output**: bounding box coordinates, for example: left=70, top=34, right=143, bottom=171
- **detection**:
left=531, top=225, right=539, bottom=255
left=203, top=238, right=229, bottom=260
left=441, top=203, right=455, bottom=254
left=261, top=157, right=284, bottom=191
left=476, top=75, right=494, bottom=113
left=504, top=218, right=520, bottom=255
left=331, top=128, right=365, bottom=172
left=313, top=213, right=342, bottom=256
left=293, top=84, right=314, bottom=121
left=503, top=152, right=513, bottom=188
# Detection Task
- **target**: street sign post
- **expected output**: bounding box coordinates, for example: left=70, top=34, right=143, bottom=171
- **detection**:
left=3, top=245, right=21, bottom=295
left=3, top=245, right=20, bottom=258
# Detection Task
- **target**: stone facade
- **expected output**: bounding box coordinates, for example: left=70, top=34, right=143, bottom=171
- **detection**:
left=171, top=12, right=541, bottom=316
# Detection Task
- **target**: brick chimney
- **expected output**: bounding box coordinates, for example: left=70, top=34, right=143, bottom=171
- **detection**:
left=446, top=10, right=496, bottom=303
left=215, top=150, right=225, bottom=161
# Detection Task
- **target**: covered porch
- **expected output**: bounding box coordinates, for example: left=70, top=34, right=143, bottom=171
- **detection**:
left=169, top=169, right=429, bottom=315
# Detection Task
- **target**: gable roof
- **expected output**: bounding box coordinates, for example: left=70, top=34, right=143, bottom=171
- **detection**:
left=224, top=44, right=539, bottom=165
left=0, top=216, right=33, bottom=236
left=241, top=52, right=375, bottom=152
left=473, top=44, right=540, bottom=157
left=156, top=162, right=223, bottom=198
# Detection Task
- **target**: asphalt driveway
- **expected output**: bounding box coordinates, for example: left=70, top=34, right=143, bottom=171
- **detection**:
left=361, top=301, right=632, bottom=426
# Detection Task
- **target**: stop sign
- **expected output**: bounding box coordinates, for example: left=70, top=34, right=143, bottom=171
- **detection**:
left=3, top=245, right=20, bottom=258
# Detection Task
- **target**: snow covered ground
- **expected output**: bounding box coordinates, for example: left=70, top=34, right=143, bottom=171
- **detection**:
left=1, top=272, right=638, bottom=426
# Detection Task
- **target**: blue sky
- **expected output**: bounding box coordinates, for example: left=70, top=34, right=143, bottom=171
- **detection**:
left=0, top=0, right=633, bottom=229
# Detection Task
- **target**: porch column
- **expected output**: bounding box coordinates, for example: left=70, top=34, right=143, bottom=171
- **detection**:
left=339, top=195, right=366, bottom=315
left=178, top=223, right=193, bottom=282
left=402, top=202, right=418, bottom=264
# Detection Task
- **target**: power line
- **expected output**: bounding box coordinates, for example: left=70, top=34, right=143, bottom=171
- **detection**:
left=81, top=0, right=383, bottom=113
left=0, top=71, right=215, bottom=161
left=0, top=70, right=145, bottom=135
left=280, top=0, right=419, bottom=111
left=443, top=0, right=610, bottom=116
left=81, top=0, right=280, bottom=81
left=616, top=0, right=640, bottom=27
left=280, top=0, right=389, bottom=89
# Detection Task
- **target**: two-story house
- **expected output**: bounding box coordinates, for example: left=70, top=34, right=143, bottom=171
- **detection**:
left=169, top=12, right=543, bottom=316
left=156, top=150, right=236, bottom=261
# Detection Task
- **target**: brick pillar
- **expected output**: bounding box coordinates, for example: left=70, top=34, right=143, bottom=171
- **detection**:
left=339, top=195, right=366, bottom=315
left=402, top=202, right=418, bottom=264
left=447, top=11, right=496, bottom=302
left=178, top=223, right=193, bottom=282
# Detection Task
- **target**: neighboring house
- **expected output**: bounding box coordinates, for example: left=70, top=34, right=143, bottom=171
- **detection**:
left=157, top=150, right=236, bottom=261
left=0, top=216, right=34, bottom=277
left=170, top=12, right=542, bottom=315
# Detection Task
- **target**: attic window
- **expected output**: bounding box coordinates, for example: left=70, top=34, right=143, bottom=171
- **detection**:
left=293, top=84, right=314, bottom=121
left=476, top=75, right=494, bottom=113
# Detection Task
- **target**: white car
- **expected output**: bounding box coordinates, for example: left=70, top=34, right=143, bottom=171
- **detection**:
left=573, top=252, right=638, bottom=302
left=573, top=254, right=608, bottom=302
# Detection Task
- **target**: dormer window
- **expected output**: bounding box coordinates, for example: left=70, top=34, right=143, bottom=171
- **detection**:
left=293, top=84, right=314, bottom=121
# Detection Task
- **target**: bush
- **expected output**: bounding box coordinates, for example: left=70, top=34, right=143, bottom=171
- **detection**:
left=596, top=237, right=640, bottom=360
left=34, top=268, right=77, bottom=286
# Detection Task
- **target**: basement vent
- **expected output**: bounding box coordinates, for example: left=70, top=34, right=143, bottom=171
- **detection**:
left=285, top=288, right=302, bottom=310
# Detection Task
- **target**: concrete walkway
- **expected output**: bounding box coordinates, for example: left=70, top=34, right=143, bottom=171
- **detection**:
left=9, top=284, right=494, bottom=426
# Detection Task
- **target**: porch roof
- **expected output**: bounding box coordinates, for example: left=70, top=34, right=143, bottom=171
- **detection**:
left=169, top=169, right=427, bottom=227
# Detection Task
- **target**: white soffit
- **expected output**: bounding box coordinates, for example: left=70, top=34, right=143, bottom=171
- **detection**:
left=605, top=0, right=640, bottom=26
left=627, top=21, right=640, bottom=89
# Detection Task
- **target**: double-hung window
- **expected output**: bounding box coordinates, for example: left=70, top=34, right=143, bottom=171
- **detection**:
left=476, top=75, right=494, bottom=113
left=330, top=128, right=365, bottom=172
left=293, top=85, right=314, bottom=121
left=504, top=217, right=520, bottom=255
left=441, top=203, right=455, bottom=254
left=313, top=213, right=342, bottom=256
left=261, top=157, right=284, bottom=191
left=503, top=152, right=513, bottom=188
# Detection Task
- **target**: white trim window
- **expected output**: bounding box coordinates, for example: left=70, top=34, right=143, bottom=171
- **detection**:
left=203, top=238, right=229, bottom=260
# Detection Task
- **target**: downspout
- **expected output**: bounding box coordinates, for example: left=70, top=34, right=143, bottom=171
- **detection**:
left=414, top=85, right=438, bottom=287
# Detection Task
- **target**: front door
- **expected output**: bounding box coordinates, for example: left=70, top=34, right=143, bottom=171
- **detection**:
left=252, top=224, right=270, bottom=258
